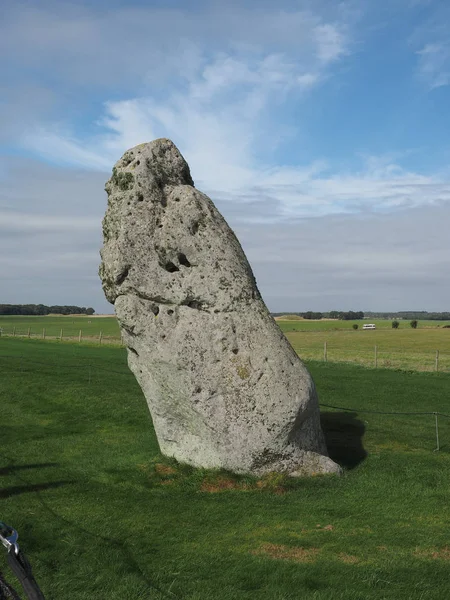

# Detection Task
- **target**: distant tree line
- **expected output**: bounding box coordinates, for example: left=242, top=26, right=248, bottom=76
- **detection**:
left=271, top=310, right=365, bottom=320
left=302, top=311, right=324, bottom=320
left=366, top=311, right=450, bottom=321
left=272, top=310, right=449, bottom=321
left=328, top=311, right=365, bottom=320
left=0, top=304, right=95, bottom=316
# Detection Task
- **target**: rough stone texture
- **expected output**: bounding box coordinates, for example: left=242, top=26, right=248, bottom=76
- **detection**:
left=100, top=139, right=340, bottom=476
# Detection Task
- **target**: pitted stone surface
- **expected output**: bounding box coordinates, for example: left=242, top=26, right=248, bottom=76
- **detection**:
left=100, top=138, right=340, bottom=476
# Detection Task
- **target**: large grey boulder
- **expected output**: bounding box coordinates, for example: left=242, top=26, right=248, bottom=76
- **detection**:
left=100, top=139, right=340, bottom=476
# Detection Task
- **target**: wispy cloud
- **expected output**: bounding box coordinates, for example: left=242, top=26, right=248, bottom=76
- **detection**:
left=410, top=1, right=450, bottom=89
left=22, top=88, right=450, bottom=221
left=416, top=42, right=450, bottom=89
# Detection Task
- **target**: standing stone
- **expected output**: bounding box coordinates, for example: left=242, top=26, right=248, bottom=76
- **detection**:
left=100, top=139, right=340, bottom=476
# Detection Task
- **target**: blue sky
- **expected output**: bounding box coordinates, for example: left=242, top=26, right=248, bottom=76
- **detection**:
left=1, top=0, right=450, bottom=312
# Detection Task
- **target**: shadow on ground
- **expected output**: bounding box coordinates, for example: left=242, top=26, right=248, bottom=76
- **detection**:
left=320, top=411, right=367, bottom=469
left=0, top=481, right=75, bottom=499
left=0, top=463, right=59, bottom=476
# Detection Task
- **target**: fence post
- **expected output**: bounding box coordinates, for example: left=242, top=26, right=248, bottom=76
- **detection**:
left=374, top=345, right=378, bottom=368
left=79, top=330, right=82, bottom=343
left=60, top=329, right=63, bottom=341
left=434, top=413, right=440, bottom=451
left=27, top=327, right=31, bottom=338
left=99, top=331, right=103, bottom=345
left=324, top=341, right=327, bottom=362
left=13, top=327, right=16, bottom=337
left=435, top=350, right=439, bottom=372
left=43, top=328, right=46, bottom=340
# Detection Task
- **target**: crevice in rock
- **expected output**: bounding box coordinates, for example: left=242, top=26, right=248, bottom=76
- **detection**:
left=122, top=324, right=136, bottom=337
left=128, top=347, right=139, bottom=356
left=178, top=253, right=191, bottom=267
left=150, top=303, right=160, bottom=316
left=115, top=266, right=130, bottom=286
left=162, top=261, right=179, bottom=273
left=184, top=300, right=204, bottom=310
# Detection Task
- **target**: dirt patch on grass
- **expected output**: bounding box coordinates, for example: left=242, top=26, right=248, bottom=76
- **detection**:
left=316, top=524, right=334, bottom=531
left=337, top=553, right=360, bottom=564
left=414, top=547, right=450, bottom=561
left=201, top=472, right=287, bottom=494
left=252, top=543, right=319, bottom=563
left=201, top=476, right=250, bottom=493
left=154, top=463, right=177, bottom=476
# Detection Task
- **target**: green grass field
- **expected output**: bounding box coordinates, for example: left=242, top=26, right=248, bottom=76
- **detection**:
left=285, top=328, right=450, bottom=373
left=1, top=338, right=450, bottom=599
left=1, top=316, right=450, bottom=372
left=276, top=318, right=450, bottom=332
left=0, top=315, right=120, bottom=341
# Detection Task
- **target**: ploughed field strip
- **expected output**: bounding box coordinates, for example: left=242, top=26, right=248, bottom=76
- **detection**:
left=1, top=338, right=450, bottom=599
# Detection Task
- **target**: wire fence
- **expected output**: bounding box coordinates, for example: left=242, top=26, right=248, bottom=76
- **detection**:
left=290, top=341, right=450, bottom=373
left=320, top=403, right=450, bottom=452
left=0, top=327, right=122, bottom=346
left=1, top=327, right=450, bottom=374
left=1, top=350, right=449, bottom=454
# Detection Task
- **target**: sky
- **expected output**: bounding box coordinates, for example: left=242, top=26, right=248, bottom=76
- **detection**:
left=1, top=0, right=450, bottom=313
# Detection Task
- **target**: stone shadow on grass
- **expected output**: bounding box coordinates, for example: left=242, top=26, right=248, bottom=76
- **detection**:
left=0, top=463, right=59, bottom=476
left=0, top=481, right=75, bottom=499
left=320, top=411, right=367, bottom=469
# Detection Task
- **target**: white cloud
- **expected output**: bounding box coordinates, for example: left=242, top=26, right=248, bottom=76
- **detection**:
left=314, top=23, right=347, bottom=63
left=22, top=85, right=450, bottom=221
left=0, top=2, right=349, bottom=89
left=416, top=42, right=450, bottom=89
left=20, top=45, right=337, bottom=189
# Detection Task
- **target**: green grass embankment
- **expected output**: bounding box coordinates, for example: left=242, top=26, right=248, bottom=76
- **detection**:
left=1, top=338, right=450, bottom=599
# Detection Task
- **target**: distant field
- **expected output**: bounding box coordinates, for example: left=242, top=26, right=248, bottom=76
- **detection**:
left=284, top=327, right=450, bottom=372
left=1, top=315, right=450, bottom=372
left=277, top=318, right=450, bottom=332
left=0, top=315, right=120, bottom=341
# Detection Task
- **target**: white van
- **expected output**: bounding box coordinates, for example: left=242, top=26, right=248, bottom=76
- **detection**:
left=362, top=324, right=376, bottom=330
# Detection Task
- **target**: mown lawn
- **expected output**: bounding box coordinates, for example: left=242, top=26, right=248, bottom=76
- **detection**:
left=1, top=338, right=450, bottom=599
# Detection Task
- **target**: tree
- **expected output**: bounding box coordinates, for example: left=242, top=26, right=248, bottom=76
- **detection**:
left=86, top=307, right=95, bottom=315
left=352, top=323, right=358, bottom=330
left=340, top=311, right=364, bottom=320
left=410, top=320, right=418, bottom=329
left=303, top=311, right=323, bottom=320
left=392, top=321, right=399, bottom=329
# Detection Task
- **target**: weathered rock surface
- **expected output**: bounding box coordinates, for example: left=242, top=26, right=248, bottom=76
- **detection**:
left=100, top=139, right=340, bottom=476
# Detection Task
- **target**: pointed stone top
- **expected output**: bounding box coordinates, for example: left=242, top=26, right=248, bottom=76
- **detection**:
left=114, top=138, right=194, bottom=188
